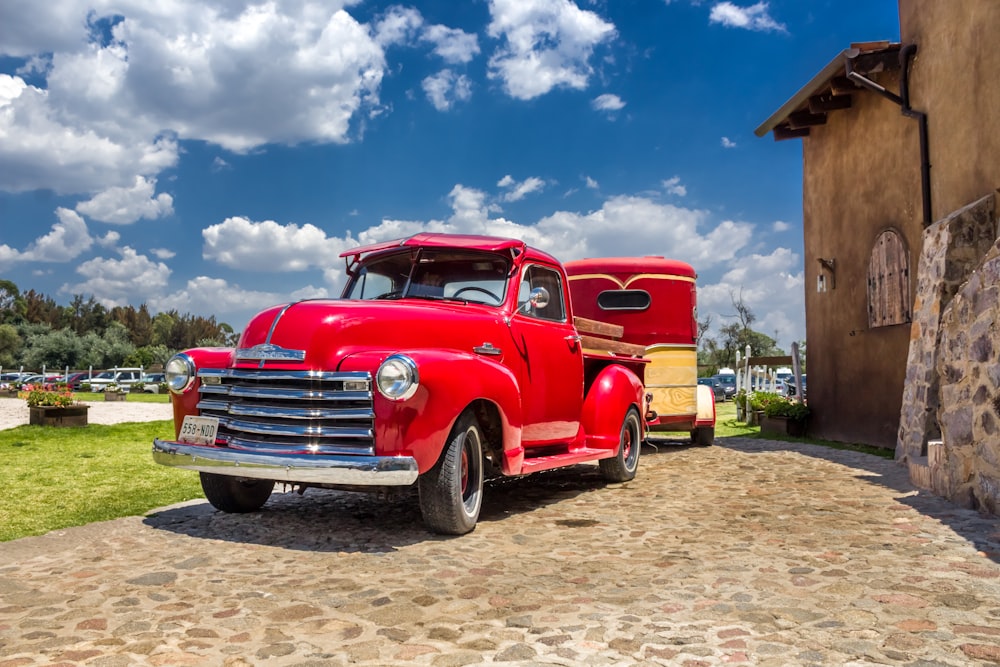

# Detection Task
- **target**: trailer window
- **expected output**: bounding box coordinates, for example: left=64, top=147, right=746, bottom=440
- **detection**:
left=597, top=290, right=651, bottom=311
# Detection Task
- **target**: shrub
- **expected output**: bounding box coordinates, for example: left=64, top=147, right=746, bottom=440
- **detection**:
left=22, top=384, right=78, bottom=408
left=763, top=395, right=810, bottom=420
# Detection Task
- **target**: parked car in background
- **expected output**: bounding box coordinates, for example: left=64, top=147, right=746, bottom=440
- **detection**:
left=698, top=376, right=726, bottom=402
left=785, top=374, right=807, bottom=400
left=85, top=367, right=144, bottom=392
left=714, top=373, right=737, bottom=400
left=139, top=373, right=166, bottom=393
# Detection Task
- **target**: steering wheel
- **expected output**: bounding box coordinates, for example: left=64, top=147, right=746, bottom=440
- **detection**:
left=374, top=290, right=403, bottom=300
left=452, top=286, right=502, bottom=304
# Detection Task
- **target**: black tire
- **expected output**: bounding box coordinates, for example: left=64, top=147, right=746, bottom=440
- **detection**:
left=418, top=412, right=485, bottom=535
left=599, top=407, right=641, bottom=483
left=691, top=426, right=715, bottom=447
left=200, top=472, right=275, bottom=513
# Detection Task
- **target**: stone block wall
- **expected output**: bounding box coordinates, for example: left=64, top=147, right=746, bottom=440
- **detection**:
left=934, top=239, right=1000, bottom=512
left=897, top=193, right=998, bottom=463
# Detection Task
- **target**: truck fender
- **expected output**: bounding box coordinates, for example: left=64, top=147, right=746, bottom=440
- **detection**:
left=581, top=364, right=646, bottom=450
left=338, top=350, right=523, bottom=474
left=694, top=384, right=717, bottom=428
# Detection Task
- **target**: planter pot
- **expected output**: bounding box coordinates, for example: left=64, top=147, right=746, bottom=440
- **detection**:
left=104, top=392, right=127, bottom=402
left=1, top=390, right=19, bottom=398
left=29, top=405, right=89, bottom=427
left=760, top=415, right=807, bottom=437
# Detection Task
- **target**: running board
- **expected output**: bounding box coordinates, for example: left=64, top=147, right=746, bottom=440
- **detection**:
left=518, top=447, right=616, bottom=474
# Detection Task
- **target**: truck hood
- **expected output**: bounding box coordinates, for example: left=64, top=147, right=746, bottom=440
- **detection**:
left=236, top=299, right=510, bottom=369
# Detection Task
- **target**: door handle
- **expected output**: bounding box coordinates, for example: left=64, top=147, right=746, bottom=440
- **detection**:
left=565, top=334, right=581, bottom=349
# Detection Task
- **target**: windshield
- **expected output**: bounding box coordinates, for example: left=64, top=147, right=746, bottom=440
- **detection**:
left=345, top=249, right=510, bottom=306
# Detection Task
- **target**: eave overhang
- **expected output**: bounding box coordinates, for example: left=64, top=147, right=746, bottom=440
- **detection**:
left=755, top=41, right=901, bottom=141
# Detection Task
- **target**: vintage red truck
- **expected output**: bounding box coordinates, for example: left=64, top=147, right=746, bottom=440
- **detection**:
left=153, top=233, right=650, bottom=535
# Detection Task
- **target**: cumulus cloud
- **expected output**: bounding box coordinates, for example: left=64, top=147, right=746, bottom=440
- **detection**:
left=721, top=136, right=737, bottom=148
left=202, top=217, right=353, bottom=271
left=772, top=220, right=791, bottom=232
left=663, top=176, right=687, bottom=197
left=592, top=93, right=625, bottom=112
left=75, top=176, right=174, bottom=224
left=61, top=246, right=171, bottom=308
left=422, top=70, right=473, bottom=111
left=0, top=1, right=392, bottom=198
left=487, top=0, right=616, bottom=100
left=709, top=2, right=786, bottom=32
left=0, top=207, right=94, bottom=265
left=584, top=176, right=599, bottom=189
left=497, top=175, right=546, bottom=202
left=422, top=24, right=481, bottom=64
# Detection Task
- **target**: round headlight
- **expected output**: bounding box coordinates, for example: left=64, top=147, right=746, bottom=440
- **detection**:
left=376, top=354, right=419, bottom=400
left=165, top=354, right=195, bottom=394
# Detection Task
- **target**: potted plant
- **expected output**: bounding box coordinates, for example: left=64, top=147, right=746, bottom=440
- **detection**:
left=23, top=384, right=89, bottom=427
left=104, top=382, right=128, bottom=401
left=760, top=395, right=810, bottom=437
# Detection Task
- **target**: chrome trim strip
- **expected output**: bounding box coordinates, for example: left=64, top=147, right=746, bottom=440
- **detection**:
left=199, top=385, right=372, bottom=402
left=235, top=343, right=306, bottom=362
left=199, top=401, right=374, bottom=421
left=213, top=416, right=373, bottom=439
left=223, top=436, right=373, bottom=456
left=153, top=439, right=418, bottom=485
left=198, top=368, right=370, bottom=382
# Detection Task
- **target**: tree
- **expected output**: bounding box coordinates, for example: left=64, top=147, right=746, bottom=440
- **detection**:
left=21, top=327, right=86, bottom=370
left=0, top=324, right=20, bottom=367
left=698, top=289, right=784, bottom=371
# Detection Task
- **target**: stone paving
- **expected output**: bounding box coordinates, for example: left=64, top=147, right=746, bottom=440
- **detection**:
left=2, top=437, right=1000, bottom=666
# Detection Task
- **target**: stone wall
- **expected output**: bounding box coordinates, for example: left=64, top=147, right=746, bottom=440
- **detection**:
left=897, top=192, right=1000, bottom=512
left=897, top=193, right=998, bottom=464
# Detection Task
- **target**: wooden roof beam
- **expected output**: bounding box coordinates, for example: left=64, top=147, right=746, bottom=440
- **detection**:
left=773, top=126, right=809, bottom=141
left=787, top=110, right=828, bottom=129
left=808, top=94, right=852, bottom=113
left=830, top=76, right=860, bottom=95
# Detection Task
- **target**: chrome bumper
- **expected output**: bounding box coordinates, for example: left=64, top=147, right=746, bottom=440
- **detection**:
left=152, top=439, right=419, bottom=486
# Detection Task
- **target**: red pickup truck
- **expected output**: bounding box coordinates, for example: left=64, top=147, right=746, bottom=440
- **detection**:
left=153, top=233, right=647, bottom=534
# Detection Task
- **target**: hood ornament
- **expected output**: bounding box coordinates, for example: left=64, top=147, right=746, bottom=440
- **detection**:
left=236, top=343, right=306, bottom=362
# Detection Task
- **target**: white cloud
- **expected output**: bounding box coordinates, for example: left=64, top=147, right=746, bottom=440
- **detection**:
left=663, top=176, right=687, bottom=197
left=422, top=70, right=473, bottom=111
left=422, top=24, right=480, bottom=64
left=75, top=176, right=173, bottom=224
left=201, top=217, right=352, bottom=271
left=709, top=2, right=786, bottom=33
left=151, top=276, right=318, bottom=321
left=772, top=220, right=790, bottom=232
left=592, top=93, right=625, bottom=112
left=584, top=176, right=599, bottom=189
left=6, top=207, right=94, bottom=263
left=151, top=247, right=176, bottom=259
left=97, top=231, right=120, bottom=248
left=497, top=175, right=546, bottom=202
left=721, top=136, right=737, bottom=148
left=0, top=1, right=389, bottom=197
left=61, top=246, right=171, bottom=307
left=487, top=0, right=616, bottom=100
left=697, top=247, right=803, bottom=347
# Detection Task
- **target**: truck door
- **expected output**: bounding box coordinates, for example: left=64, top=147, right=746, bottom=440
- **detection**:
left=508, top=263, right=584, bottom=444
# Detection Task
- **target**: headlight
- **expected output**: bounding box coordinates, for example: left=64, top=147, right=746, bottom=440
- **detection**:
left=376, top=354, right=419, bottom=400
left=165, top=354, right=195, bottom=394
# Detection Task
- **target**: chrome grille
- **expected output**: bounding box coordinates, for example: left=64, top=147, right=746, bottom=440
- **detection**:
left=196, top=369, right=375, bottom=455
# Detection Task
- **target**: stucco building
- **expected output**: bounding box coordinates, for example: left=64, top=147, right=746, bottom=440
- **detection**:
left=756, top=1, right=1000, bottom=509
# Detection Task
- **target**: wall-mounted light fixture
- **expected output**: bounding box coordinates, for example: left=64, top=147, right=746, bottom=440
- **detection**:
left=817, top=257, right=835, bottom=292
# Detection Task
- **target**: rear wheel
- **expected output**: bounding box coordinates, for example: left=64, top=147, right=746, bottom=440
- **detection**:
left=200, top=473, right=274, bottom=513
left=599, top=407, right=641, bottom=483
left=691, top=426, right=715, bottom=447
left=418, top=412, right=485, bottom=535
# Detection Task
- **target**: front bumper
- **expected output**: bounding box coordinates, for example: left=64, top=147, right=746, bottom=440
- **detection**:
left=152, top=439, right=419, bottom=486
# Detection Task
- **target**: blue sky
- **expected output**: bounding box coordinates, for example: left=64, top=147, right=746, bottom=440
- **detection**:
left=0, top=0, right=899, bottom=349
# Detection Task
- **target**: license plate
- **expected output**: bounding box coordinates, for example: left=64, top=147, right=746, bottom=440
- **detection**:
left=178, top=415, right=219, bottom=445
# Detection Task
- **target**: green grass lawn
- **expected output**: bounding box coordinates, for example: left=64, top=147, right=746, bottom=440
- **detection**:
left=0, top=419, right=203, bottom=542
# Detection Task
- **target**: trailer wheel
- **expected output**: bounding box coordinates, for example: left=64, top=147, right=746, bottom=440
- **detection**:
left=600, top=407, right=641, bottom=483
left=418, top=411, right=484, bottom=535
left=691, top=426, right=715, bottom=447
left=200, top=473, right=275, bottom=513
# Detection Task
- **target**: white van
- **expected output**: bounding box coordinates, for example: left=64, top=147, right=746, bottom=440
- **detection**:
left=85, top=367, right=144, bottom=391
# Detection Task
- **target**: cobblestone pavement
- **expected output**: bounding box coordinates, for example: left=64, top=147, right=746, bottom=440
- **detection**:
left=2, top=437, right=1000, bottom=666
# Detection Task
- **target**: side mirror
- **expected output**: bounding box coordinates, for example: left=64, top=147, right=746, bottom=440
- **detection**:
left=519, top=286, right=549, bottom=313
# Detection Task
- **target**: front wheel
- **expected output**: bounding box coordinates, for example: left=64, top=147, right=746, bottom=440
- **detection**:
left=599, top=407, right=641, bottom=483
left=418, top=412, right=485, bottom=535
left=200, top=473, right=275, bottom=513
